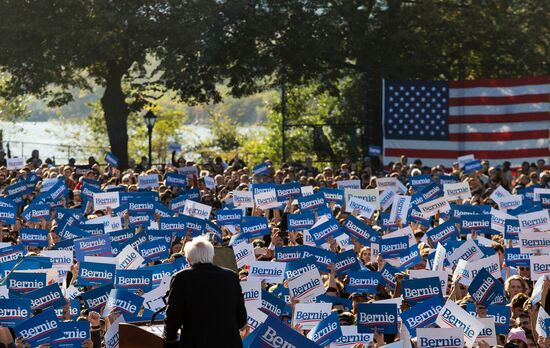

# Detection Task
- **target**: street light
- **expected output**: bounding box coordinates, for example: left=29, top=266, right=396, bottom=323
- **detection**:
left=143, top=110, right=157, bottom=168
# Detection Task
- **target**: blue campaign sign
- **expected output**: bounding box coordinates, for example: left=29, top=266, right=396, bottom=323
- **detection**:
left=0, top=298, right=32, bottom=327
left=51, top=321, right=90, bottom=348
left=297, top=193, right=326, bottom=212
left=345, top=271, right=381, bottom=293
left=368, top=145, right=382, bottom=156
left=170, top=194, right=187, bottom=213
left=380, top=263, right=399, bottom=288
left=0, top=196, right=17, bottom=208
left=154, top=202, right=173, bottom=218
left=20, top=228, right=49, bottom=247
left=315, top=294, right=353, bottom=312
left=127, top=198, right=155, bottom=215
left=250, top=183, right=276, bottom=197
left=116, top=269, right=153, bottom=293
left=541, top=194, right=550, bottom=209
left=60, top=225, right=91, bottom=241
left=284, top=257, right=319, bottom=281
left=102, top=289, right=144, bottom=318
left=0, top=244, right=25, bottom=263
left=379, top=236, right=408, bottom=259
left=138, top=238, right=170, bottom=262
left=275, top=182, right=302, bottom=203
left=22, top=203, right=51, bottom=222
left=245, top=314, right=322, bottom=348
left=319, top=188, right=345, bottom=207
left=46, top=180, right=68, bottom=202
left=15, top=309, right=61, bottom=346
left=176, top=188, right=201, bottom=202
left=79, top=223, right=104, bottom=236
left=55, top=208, right=82, bottom=223
left=80, top=182, right=103, bottom=204
left=427, top=220, right=459, bottom=245
left=379, top=212, right=399, bottom=232
left=261, top=290, right=286, bottom=318
left=287, top=213, right=315, bottom=232
left=74, top=234, right=112, bottom=261
left=80, top=283, right=114, bottom=311
left=165, top=172, right=187, bottom=188
left=487, top=305, right=510, bottom=335
left=128, top=212, right=153, bottom=227
left=5, top=181, right=27, bottom=197
left=333, top=249, right=360, bottom=276
left=468, top=268, right=505, bottom=306
left=241, top=216, right=270, bottom=239
left=401, top=277, right=442, bottom=306
left=108, top=228, right=134, bottom=244
left=505, top=247, right=530, bottom=267
left=460, top=214, right=492, bottom=234
left=303, top=247, right=335, bottom=273
left=309, top=218, right=341, bottom=246
left=159, top=217, right=186, bottom=234
left=105, top=152, right=119, bottom=167
left=504, top=219, right=520, bottom=240
left=411, top=183, right=443, bottom=206
left=0, top=204, right=17, bottom=224
left=143, top=263, right=176, bottom=288
left=407, top=204, right=431, bottom=227
left=52, top=238, right=76, bottom=251
left=439, top=175, right=459, bottom=185
left=342, top=215, right=377, bottom=245
left=78, top=261, right=116, bottom=286
left=410, top=174, right=432, bottom=190
left=399, top=244, right=423, bottom=270
left=464, top=160, right=482, bottom=174
left=20, top=283, right=66, bottom=311
left=357, top=303, right=398, bottom=334
left=204, top=219, right=223, bottom=241
left=253, top=162, right=270, bottom=176
left=400, top=296, right=444, bottom=336
left=308, top=312, right=342, bottom=347
left=274, top=246, right=307, bottom=262
left=215, top=209, right=243, bottom=226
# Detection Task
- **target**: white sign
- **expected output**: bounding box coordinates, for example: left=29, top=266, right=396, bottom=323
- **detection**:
left=531, top=254, right=550, bottom=281
left=534, top=188, right=550, bottom=202
left=248, top=261, right=286, bottom=284
left=379, top=188, right=396, bottom=211
left=204, top=176, right=216, bottom=190
left=232, top=191, right=254, bottom=208
left=431, top=243, right=446, bottom=272
left=330, top=326, right=373, bottom=348
left=443, top=182, right=471, bottom=201
left=254, top=190, right=280, bottom=210
left=489, top=185, right=512, bottom=204
left=183, top=200, right=212, bottom=220
left=435, top=300, right=484, bottom=348
left=409, top=269, right=449, bottom=294
left=345, top=196, right=376, bottom=219
left=293, top=303, right=332, bottom=330
left=337, top=180, right=361, bottom=190
left=116, top=245, right=145, bottom=270
left=457, top=154, right=475, bottom=169
left=416, top=328, right=463, bottom=348
left=475, top=318, right=497, bottom=346
left=233, top=242, right=256, bottom=268
left=518, top=210, right=550, bottom=232
left=138, top=174, right=160, bottom=189
left=104, top=316, right=125, bottom=348
left=418, top=197, right=451, bottom=218
left=345, top=188, right=380, bottom=209
left=93, top=191, right=120, bottom=211
left=287, top=267, right=324, bottom=302
left=301, top=186, right=315, bottom=196
left=497, top=195, right=523, bottom=211
left=519, top=231, right=550, bottom=254
left=447, top=239, right=483, bottom=268
left=241, top=280, right=262, bottom=312
left=7, top=157, right=24, bottom=170
left=389, top=195, right=411, bottom=223
left=40, top=178, right=59, bottom=193
left=376, top=177, right=398, bottom=191
left=464, top=255, right=501, bottom=285
left=143, top=276, right=171, bottom=312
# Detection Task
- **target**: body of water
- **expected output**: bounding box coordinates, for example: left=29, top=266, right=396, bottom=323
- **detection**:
left=0, top=120, right=262, bottom=164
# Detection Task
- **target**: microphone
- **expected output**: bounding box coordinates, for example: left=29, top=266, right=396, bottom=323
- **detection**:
left=149, top=292, right=169, bottom=326
left=0, top=253, right=30, bottom=286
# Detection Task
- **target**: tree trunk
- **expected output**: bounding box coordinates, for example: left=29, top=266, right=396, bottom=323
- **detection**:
left=100, top=63, right=129, bottom=170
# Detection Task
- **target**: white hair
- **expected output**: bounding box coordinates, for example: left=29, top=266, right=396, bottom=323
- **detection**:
left=184, top=235, right=215, bottom=265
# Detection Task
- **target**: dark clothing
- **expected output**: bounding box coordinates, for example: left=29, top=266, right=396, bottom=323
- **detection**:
left=163, top=263, right=247, bottom=348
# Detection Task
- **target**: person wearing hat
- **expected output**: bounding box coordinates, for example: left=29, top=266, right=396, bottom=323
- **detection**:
left=507, top=327, right=528, bottom=348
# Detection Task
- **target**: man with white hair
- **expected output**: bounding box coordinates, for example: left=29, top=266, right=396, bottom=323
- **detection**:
left=163, top=235, right=247, bottom=348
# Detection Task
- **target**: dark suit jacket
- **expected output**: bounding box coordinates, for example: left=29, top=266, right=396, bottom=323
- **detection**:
left=163, top=263, right=247, bottom=348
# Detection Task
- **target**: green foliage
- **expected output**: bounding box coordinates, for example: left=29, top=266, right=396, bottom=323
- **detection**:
left=0, top=75, right=29, bottom=122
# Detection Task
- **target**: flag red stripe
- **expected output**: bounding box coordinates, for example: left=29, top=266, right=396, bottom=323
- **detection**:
left=448, top=112, right=550, bottom=124
left=449, top=76, right=550, bottom=88
left=448, top=93, right=549, bottom=106
left=384, top=148, right=550, bottom=159
left=448, top=130, right=548, bottom=141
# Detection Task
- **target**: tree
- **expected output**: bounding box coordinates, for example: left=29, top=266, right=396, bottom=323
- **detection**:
left=0, top=0, right=228, bottom=168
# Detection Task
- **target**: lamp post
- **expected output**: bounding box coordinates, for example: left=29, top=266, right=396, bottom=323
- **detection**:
left=143, top=110, right=157, bottom=168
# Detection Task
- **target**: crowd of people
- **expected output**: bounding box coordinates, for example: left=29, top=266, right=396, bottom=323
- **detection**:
left=0, top=148, right=549, bottom=348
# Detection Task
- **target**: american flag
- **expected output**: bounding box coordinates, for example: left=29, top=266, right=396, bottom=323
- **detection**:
left=382, top=76, right=550, bottom=167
